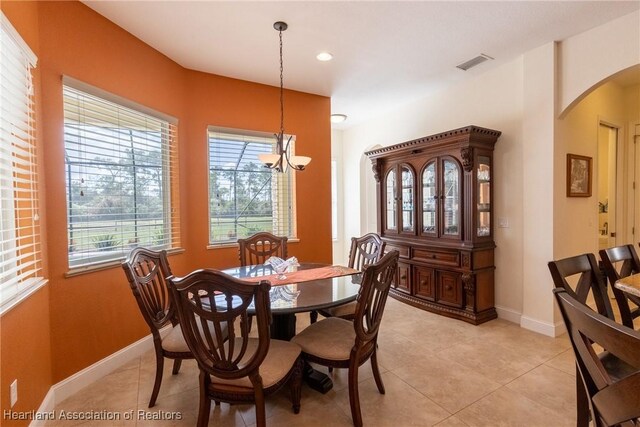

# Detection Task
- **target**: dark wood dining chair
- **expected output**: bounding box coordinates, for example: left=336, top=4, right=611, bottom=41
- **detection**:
left=167, top=269, right=303, bottom=427
left=553, top=288, right=640, bottom=427
left=292, top=250, right=399, bottom=427
left=599, top=244, right=640, bottom=329
left=311, top=232, right=386, bottom=323
left=122, top=247, right=193, bottom=407
left=238, top=232, right=288, bottom=266
left=548, top=253, right=635, bottom=427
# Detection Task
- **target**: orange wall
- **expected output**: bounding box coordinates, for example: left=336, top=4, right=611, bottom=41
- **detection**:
left=183, top=70, right=332, bottom=268
left=0, top=2, right=53, bottom=425
left=2, top=0, right=331, bottom=419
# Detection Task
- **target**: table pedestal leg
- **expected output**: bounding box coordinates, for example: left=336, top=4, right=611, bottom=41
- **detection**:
left=303, top=361, right=334, bottom=394
left=270, top=313, right=297, bottom=341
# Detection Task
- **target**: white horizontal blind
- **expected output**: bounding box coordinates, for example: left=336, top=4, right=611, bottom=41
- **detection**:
left=208, top=127, right=295, bottom=244
left=0, top=12, right=42, bottom=309
left=63, top=84, right=180, bottom=268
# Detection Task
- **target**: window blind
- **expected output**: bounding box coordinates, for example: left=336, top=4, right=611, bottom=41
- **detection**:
left=0, top=12, right=42, bottom=310
left=208, top=127, right=296, bottom=244
left=63, top=83, right=180, bottom=269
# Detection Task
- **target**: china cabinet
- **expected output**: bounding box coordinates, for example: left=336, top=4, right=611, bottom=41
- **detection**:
left=366, top=125, right=501, bottom=324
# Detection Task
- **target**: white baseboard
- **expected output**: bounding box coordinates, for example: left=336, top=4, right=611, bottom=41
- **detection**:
left=520, top=315, right=566, bottom=337
left=495, top=306, right=567, bottom=338
left=29, top=328, right=167, bottom=427
left=29, top=388, right=55, bottom=426
left=495, top=305, right=521, bottom=325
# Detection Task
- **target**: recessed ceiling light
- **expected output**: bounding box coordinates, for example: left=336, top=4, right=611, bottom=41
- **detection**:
left=330, top=114, right=347, bottom=123
left=316, top=52, right=333, bottom=62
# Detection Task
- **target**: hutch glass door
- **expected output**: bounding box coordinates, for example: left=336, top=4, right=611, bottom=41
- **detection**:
left=442, top=159, right=460, bottom=236
left=422, top=162, right=436, bottom=235
left=401, top=166, right=415, bottom=232
left=385, top=169, right=397, bottom=231
left=477, top=156, right=491, bottom=236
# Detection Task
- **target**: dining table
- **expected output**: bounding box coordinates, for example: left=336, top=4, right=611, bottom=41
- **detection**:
left=220, top=262, right=362, bottom=393
left=614, top=272, right=640, bottom=298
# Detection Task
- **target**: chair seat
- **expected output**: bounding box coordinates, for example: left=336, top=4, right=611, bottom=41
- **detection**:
left=161, top=324, right=190, bottom=353
left=321, top=301, right=356, bottom=319
left=211, top=338, right=301, bottom=389
left=291, top=317, right=355, bottom=361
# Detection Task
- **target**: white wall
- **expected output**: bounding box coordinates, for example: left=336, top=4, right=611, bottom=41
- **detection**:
left=558, top=10, right=640, bottom=115
left=521, top=42, right=558, bottom=335
left=331, top=129, right=346, bottom=264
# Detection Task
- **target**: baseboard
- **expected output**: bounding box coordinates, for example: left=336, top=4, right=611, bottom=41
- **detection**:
left=29, top=328, right=167, bottom=427
left=520, top=314, right=566, bottom=337
left=494, top=305, right=521, bottom=325
left=28, top=388, right=55, bottom=426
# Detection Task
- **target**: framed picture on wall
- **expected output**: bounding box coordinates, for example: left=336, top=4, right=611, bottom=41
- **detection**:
left=566, top=153, right=592, bottom=197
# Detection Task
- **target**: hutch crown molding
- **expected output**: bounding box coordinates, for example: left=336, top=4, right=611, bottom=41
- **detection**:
left=366, top=125, right=501, bottom=324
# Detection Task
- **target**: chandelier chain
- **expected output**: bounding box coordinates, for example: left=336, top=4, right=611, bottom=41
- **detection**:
left=279, top=28, right=284, bottom=137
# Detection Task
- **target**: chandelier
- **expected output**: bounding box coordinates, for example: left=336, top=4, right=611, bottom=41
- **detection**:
left=258, top=21, right=311, bottom=172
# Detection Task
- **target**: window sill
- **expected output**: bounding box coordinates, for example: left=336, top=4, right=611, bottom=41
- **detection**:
left=65, top=247, right=185, bottom=278
left=0, top=278, right=49, bottom=316
left=207, top=238, right=300, bottom=250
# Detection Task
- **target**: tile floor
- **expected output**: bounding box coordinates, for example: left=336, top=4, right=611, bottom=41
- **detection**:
left=45, top=299, right=578, bottom=426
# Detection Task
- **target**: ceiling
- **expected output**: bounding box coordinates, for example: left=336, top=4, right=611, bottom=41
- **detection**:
left=83, top=1, right=640, bottom=129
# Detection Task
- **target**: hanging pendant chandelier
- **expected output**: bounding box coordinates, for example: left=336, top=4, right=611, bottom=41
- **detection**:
left=258, top=21, right=311, bottom=172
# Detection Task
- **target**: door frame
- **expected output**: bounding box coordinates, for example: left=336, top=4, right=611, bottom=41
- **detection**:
left=597, top=118, right=623, bottom=247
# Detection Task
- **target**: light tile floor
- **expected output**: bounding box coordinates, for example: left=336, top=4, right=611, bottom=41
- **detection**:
left=45, top=299, right=578, bottom=426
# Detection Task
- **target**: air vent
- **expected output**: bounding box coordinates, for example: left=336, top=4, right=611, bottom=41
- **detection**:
left=456, top=54, right=494, bottom=71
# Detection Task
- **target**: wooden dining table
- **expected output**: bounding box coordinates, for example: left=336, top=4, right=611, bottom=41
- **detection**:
left=220, top=262, right=362, bottom=393
left=614, top=273, right=640, bottom=298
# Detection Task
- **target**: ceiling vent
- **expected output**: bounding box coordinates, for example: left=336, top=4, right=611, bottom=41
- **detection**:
left=456, top=54, right=494, bottom=71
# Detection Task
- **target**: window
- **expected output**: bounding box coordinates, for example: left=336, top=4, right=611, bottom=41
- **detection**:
left=208, top=127, right=295, bottom=244
left=0, top=12, right=43, bottom=311
left=63, top=80, right=179, bottom=269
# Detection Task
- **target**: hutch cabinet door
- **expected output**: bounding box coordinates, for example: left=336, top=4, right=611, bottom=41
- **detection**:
left=394, top=261, right=411, bottom=294
left=400, top=165, right=416, bottom=234
left=382, top=164, right=416, bottom=236
left=436, top=270, right=463, bottom=307
left=440, top=158, right=461, bottom=239
left=384, top=168, right=397, bottom=232
left=420, top=161, right=437, bottom=236
left=477, top=155, right=492, bottom=238
left=414, top=265, right=436, bottom=301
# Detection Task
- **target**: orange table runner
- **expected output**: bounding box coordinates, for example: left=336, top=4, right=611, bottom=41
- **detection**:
left=244, top=265, right=359, bottom=286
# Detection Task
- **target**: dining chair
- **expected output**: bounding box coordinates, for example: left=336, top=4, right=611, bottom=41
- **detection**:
left=553, top=288, right=640, bottom=426
left=167, top=269, right=303, bottom=427
left=238, top=232, right=288, bottom=266
left=548, top=253, right=635, bottom=427
left=599, top=244, right=640, bottom=329
left=121, top=247, right=193, bottom=408
left=238, top=232, right=288, bottom=332
left=291, top=250, right=399, bottom=427
left=311, top=232, right=386, bottom=323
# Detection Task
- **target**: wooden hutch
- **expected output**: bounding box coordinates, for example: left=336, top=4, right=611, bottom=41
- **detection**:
left=366, top=125, right=501, bottom=324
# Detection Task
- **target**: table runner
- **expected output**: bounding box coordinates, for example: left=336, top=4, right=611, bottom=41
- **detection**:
left=244, top=265, right=359, bottom=286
